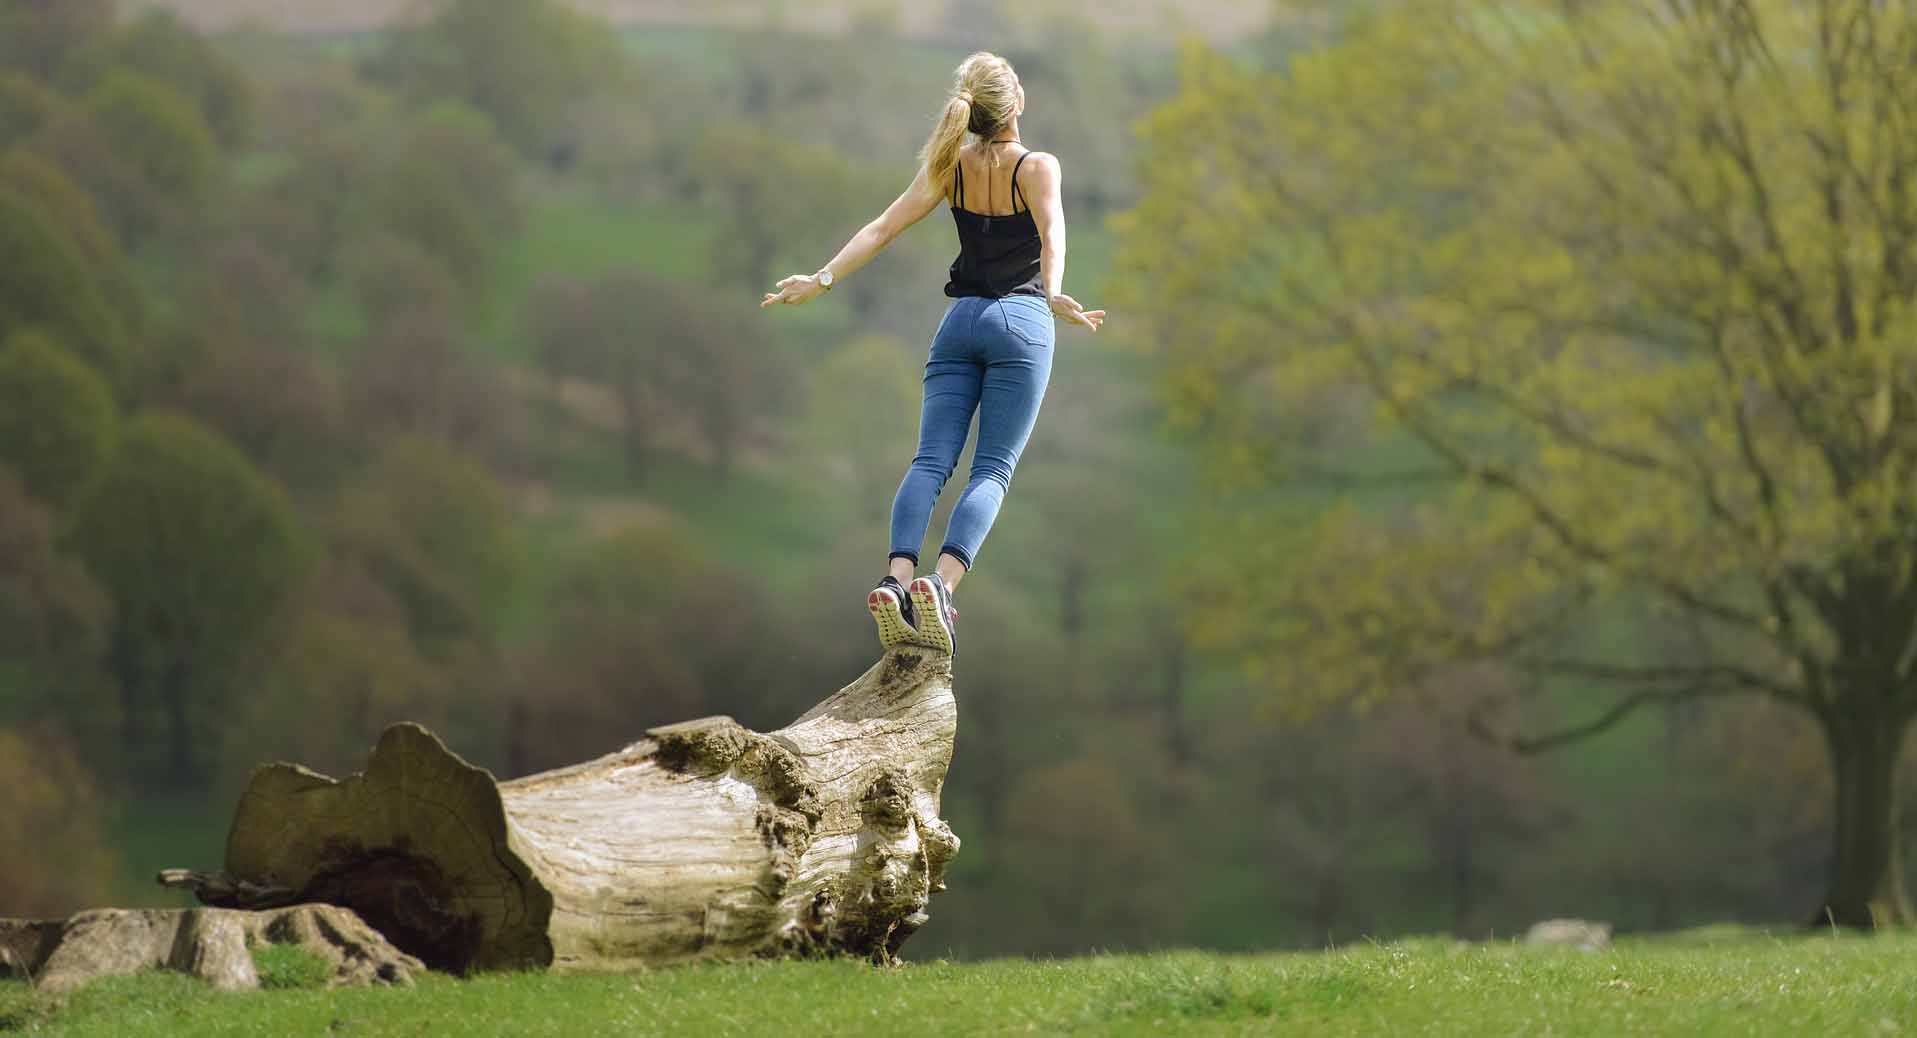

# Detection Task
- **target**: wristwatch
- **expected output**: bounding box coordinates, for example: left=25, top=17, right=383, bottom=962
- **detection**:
left=815, top=268, right=835, bottom=290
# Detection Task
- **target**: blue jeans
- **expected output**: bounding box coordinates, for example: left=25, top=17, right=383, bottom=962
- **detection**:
left=889, top=294, right=1055, bottom=571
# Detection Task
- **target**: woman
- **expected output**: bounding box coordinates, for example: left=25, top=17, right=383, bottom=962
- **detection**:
left=761, top=51, right=1104, bottom=655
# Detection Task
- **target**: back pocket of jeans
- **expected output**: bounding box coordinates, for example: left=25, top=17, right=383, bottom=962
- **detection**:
left=1002, top=303, right=1054, bottom=348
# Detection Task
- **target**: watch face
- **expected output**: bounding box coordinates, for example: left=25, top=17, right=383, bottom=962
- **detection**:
left=819, top=270, right=834, bottom=286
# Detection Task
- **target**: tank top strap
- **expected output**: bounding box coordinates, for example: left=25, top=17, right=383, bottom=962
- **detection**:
left=1010, top=150, right=1032, bottom=214
left=952, top=157, right=964, bottom=208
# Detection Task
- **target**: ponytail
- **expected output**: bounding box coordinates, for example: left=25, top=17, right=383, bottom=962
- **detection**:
left=920, top=53, right=1019, bottom=200
left=920, top=93, right=971, bottom=201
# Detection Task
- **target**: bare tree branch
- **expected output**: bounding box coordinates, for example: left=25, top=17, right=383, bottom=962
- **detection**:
left=1467, top=680, right=1746, bottom=755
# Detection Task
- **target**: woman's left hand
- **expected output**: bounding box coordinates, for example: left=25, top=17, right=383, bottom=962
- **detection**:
left=761, top=274, right=827, bottom=309
left=1049, top=293, right=1106, bottom=331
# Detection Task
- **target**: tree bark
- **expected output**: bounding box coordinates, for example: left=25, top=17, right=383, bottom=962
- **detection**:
left=164, top=662, right=194, bottom=786
left=1817, top=709, right=1914, bottom=927
left=167, top=647, right=959, bottom=972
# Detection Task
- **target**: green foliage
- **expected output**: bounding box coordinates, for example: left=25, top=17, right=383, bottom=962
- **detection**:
left=530, top=270, right=794, bottom=477
left=0, top=157, right=135, bottom=387
left=0, top=329, right=117, bottom=507
left=332, top=437, right=520, bottom=651
left=508, top=523, right=791, bottom=770
left=241, top=603, right=446, bottom=782
left=0, top=0, right=115, bottom=82
left=796, top=334, right=922, bottom=515
left=365, top=0, right=627, bottom=166
left=65, top=9, right=253, bottom=149
left=1116, top=4, right=1917, bottom=729
left=366, top=103, right=522, bottom=303
left=248, top=944, right=330, bottom=990
left=83, top=71, right=218, bottom=207
left=0, top=71, right=61, bottom=146
left=247, top=129, right=381, bottom=282
left=693, top=122, right=895, bottom=292
left=0, top=724, right=119, bottom=917
left=66, top=411, right=306, bottom=784
left=1115, top=0, right=1917, bottom=923
left=0, top=148, right=136, bottom=305
left=0, top=466, right=112, bottom=726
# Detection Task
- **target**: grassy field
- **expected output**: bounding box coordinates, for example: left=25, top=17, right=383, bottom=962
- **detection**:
left=4, top=931, right=1913, bottom=1036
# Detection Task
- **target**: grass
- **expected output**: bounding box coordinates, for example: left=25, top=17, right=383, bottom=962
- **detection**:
left=247, top=946, right=329, bottom=991
left=482, top=190, right=718, bottom=361
left=4, top=932, right=1915, bottom=1036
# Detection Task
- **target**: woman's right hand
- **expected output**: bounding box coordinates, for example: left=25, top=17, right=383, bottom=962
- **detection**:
left=1049, top=293, right=1105, bottom=331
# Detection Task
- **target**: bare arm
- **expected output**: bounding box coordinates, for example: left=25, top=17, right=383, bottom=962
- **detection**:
left=761, top=163, right=945, bottom=309
left=1020, top=152, right=1104, bottom=332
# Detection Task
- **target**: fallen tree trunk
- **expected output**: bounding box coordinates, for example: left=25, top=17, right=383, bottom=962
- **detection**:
left=164, top=647, right=959, bottom=973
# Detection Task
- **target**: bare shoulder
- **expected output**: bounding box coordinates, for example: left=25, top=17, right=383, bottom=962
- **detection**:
left=1015, top=150, right=1061, bottom=192
left=1020, top=150, right=1061, bottom=176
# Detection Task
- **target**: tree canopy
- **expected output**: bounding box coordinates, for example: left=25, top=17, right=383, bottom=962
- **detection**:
left=66, top=411, right=306, bottom=784
left=0, top=156, right=136, bottom=387
left=363, top=0, right=626, bottom=167
left=0, top=329, right=117, bottom=507
left=1115, top=0, right=1917, bottom=926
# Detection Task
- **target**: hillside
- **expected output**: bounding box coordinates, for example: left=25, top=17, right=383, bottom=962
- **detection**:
left=135, top=0, right=1271, bottom=41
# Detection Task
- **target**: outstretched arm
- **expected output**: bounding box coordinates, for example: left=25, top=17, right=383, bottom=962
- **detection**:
left=1022, top=153, right=1104, bottom=332
left=761, top=163, right=945, bottom=309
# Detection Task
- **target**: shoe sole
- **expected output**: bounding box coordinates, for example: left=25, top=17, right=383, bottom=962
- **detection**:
left=908, top=577, right=955, bottom=655
left=868, top=587, right=918, bottom=650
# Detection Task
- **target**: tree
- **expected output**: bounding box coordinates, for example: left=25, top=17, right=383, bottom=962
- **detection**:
left=63, top=9, right=252, bottom=149
left=1116, top=0, right=1917, bottom=926
left=694, top=123, right=893, bottom=294
left=0, top=151, right=137, bottom=388
left=0, top=0, right=116, bottom=83
left=795, top=334, right=922, bottom=517
left=0, top=465, right=112, bottom=734
left=0, top=71, right=61, bottom=146
left=45, top=71, right=219, bottom=244
left=330, top=437, right=519, bottom=655
left=0, top=148, right=139, bottom=315
left=0, top=725, right=119, bottom=917
left=343, top=235, right=520, bottom=466
left=531, top=271, right=792, bottom=477
left=508, top=524, right=795, bottom=775
left=85, top=73, right=216, bottom=202
left=363, top=104, right=521, bottom=304
left=362, top=0, right=626, bottom=167
left=671, top=291, right=794, bottom=475
left=245, top=128, right=379, bottom=282
left=66, top=412, right=306, bottom=785
left=0, top=330, right=116, bottom=507
left=237, top=585, right=448, bottom=785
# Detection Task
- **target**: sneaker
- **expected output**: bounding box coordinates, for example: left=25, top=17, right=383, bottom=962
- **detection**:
left=868, top=576, right=919, bottom=649
left=907, top=574, right=958, bottom=655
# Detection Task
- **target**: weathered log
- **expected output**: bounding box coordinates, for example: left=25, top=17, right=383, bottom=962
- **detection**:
left=168, top=647, right=959, bottom=972
left=0, top=905, right=423, bottom=992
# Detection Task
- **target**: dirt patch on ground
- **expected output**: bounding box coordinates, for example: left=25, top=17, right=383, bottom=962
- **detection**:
left=512, top=480, right=675, bottom=541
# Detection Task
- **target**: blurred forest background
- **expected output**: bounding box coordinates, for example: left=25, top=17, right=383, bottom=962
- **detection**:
left=3, top=0, right=1913, bottom=956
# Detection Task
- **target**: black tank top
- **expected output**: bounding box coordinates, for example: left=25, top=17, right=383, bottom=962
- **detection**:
left=943, top=149, right=1046, bottom=300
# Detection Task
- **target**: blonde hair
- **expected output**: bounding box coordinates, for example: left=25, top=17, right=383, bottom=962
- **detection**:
left=918, top=52, right=1020, bottom=200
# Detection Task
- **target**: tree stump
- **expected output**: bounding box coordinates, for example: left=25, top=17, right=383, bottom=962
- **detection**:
left=163, top=647, right=959, bottom=972
left=0, top=905, right=424, bottom=992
